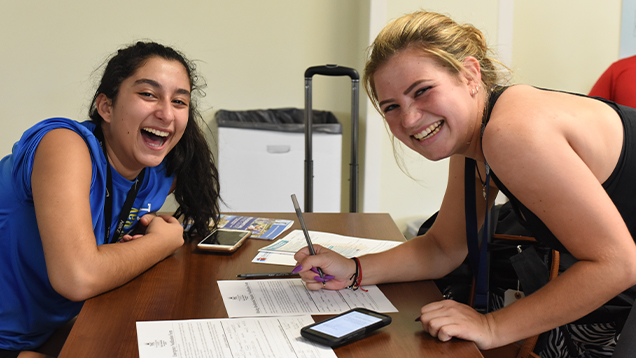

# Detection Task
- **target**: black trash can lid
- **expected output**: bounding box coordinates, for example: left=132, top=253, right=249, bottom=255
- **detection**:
left=215, top=108, right=342, bottom=134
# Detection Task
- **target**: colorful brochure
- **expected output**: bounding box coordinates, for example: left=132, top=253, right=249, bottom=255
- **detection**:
left=216, top=215, right=293, bottom=240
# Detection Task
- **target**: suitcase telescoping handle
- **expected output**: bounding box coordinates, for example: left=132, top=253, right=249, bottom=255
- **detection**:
left=305, top=65, right=359, bottom=80
left=304, top=65, right=359, bottom=213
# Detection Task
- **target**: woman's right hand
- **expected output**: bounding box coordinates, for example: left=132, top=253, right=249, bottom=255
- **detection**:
left=293, top=245, right=357, bottom=290
left=120, top=212, right=157, bottom=242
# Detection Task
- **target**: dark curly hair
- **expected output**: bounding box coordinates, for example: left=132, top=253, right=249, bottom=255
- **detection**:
left=89, top=41, right=220, bottom=237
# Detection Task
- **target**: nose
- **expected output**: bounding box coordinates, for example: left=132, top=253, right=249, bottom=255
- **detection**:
left=401, top=104, right=421, bottom=129
left=155, top=98, right=175, bottom=123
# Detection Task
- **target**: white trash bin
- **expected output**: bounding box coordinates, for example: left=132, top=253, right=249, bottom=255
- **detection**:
left=216, top=108, right=342, bottom=213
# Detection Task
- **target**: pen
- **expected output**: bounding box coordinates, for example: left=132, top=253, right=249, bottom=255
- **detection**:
left=236, top=272, right=300, bottom=278
left=291, top=194, right=326, bottom=283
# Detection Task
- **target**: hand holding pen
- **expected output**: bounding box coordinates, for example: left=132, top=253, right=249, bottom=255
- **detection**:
left=290, top=194, right=354, bottom=290
left=292, top=243, right=352, bottom=291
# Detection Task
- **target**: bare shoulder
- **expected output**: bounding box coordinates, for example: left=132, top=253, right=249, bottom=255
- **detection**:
left=485, top=85, right=561, bottom=136
left=481, top=86, right=555, bottom=164
left=35, top=128, right=91, bottom=164
left=482, top=85, right=622, bottom=182
left=32, top=128, right=93, bottom=193
left=39, top=127, right=89, bottom=148
left=485, top=85, right=614, bottom=134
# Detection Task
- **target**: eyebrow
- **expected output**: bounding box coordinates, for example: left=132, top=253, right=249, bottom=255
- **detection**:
left=404, top=80, right=426, bottom=97
left=134, top=78, right=191, bottom=96
left=377, top=79, right=427, bottom=108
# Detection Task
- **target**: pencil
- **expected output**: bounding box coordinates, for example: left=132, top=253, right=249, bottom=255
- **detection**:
left=236, top=272, right=300, bottom=278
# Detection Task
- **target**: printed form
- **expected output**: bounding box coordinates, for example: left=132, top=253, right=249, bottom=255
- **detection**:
left=253, top=230, right=402, bottom=266
left=218, top=278, right=397, bottom=317
left=137, top=315, right=337, bottom=358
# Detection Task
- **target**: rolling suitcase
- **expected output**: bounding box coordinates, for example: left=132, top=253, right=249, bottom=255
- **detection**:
left=304, top=65, right=360, bottom=213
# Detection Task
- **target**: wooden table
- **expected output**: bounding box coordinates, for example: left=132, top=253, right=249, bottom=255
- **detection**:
left=58, top=213, right=483, bottom=358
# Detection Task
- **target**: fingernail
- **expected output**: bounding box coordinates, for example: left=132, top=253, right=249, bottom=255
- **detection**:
left=314, top=276, right=325, bottom=282
left=292, top=265, right=303, bottom=274
left=324, top=275, right=335, bottom=280
left=310, top=267, right=318, bottom=274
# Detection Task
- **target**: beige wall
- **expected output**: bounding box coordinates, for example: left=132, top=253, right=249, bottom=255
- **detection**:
left=0, top=0, right=368, bottom=212
left=512, top=0, right=621, bottom=92
left=0, top=0, right=625, bottom=233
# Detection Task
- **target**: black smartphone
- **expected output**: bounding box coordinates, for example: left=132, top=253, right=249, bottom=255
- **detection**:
left=196, top=228, right=251, bottom=253
left=300, top=308, right=391, bottom=347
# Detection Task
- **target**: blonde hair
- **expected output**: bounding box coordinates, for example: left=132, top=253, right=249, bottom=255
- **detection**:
left=363, top=10, right=510, bottom=175
left=364, top=10, right=508, bottom=113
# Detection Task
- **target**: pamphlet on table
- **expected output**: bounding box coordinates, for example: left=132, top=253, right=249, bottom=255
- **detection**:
left=216, top=214, right=293, bottom=240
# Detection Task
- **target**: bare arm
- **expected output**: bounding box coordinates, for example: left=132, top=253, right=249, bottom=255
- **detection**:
left=32, top=129, right=184, bottom=302
left=295, top=155, right=497, bottom=290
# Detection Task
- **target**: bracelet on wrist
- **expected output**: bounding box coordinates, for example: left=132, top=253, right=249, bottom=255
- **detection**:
left=347, top=257, right=368, bottom=292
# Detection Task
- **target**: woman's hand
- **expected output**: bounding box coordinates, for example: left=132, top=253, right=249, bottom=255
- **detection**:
left=144, top=214, right=185, bottom=246
left=120, top=213, right=157, bottom=242
left=120, top=214, right=183, bottom=246
left=293, top=245, right=357, bottom=290
left=417, top=300, right=496, bottom=349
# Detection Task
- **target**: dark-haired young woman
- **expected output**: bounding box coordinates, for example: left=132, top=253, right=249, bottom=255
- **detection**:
left=0, top=41, right=220, bottom=357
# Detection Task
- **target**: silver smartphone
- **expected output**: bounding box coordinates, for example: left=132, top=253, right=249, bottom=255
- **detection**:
left=196, top=228, right=251, bottom=253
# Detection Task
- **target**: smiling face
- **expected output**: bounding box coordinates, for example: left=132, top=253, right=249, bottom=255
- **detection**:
left=374, top=46, right=484, bottom=161
left=96, top=56, right=191, bottom=179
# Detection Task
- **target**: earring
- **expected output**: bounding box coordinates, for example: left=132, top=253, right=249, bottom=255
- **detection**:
left=471, top=85, right=480, bottom=97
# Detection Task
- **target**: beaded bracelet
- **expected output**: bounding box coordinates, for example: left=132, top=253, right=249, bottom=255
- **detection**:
left=347, top=257, right=368, bottom=292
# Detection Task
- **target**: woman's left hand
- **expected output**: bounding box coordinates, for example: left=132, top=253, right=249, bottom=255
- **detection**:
left=416, top=300, right=495, bottom=349
left=120, top=213, right=157, bottom=242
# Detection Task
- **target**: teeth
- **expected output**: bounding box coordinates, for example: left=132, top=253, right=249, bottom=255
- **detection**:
left=413, top=121, right=443, bottom=141
left=142, top=128, right=169, bottom=137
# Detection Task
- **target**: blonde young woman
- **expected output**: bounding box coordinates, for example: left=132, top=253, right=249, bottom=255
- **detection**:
left=293, top=11, right=636, bottom=357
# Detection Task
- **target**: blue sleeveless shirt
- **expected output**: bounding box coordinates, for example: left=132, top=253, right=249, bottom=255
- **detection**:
left=0, top=118, right=174, bottom=350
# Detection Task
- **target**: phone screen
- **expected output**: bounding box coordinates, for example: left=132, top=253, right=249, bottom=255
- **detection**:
left=310, top=311, right=382, bottom=338
left=200, top=230, right=247, bottom=246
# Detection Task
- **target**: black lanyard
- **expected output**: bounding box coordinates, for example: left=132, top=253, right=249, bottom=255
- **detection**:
left=465, top=87, right=505, bottom=310
left=94, top=125, right=146, bottom=244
